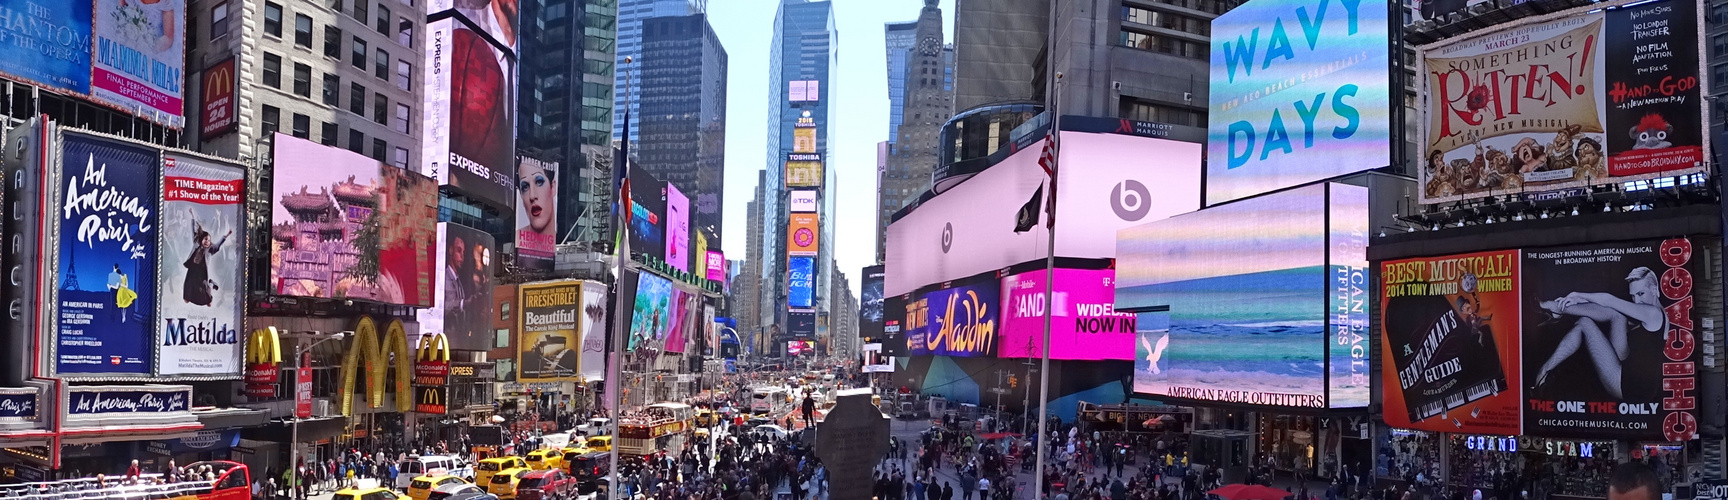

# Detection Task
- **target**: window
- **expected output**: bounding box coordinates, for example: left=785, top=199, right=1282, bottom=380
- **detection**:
left=352, top=37, right=367, bottom=68
left=351, top=83, right=366, bottom=115
left=393, top=147, right=409, bottom=170
left=376, top=5, right=390, bottom=34
left=263, top=2, right=282, bottom=37
left=1715, top=34, right=1728, bottom=57
left=397, top=18, right=414, bottom=46
left=261, top=53, right=281, bottom=88
left=210, top=2, right=230, bottom=39
left=371, top=138, right=387, bottom=161
left=1118, top=98, right=1204, bottom=127
left=393, top=103, right=410, bottom=134
left=328, top=0, right=341, bottom=10
left=1118, top=30, right=1207, bottom=60
left=352, top=0, right=367, bottom=23
left=321, top=122, right=338, bottom=146
left=294, top=14, right=313, bottom=47
left=348, top=130, right=365, bottom=153
left=293, top=63, right=311, bottom=97
left=373, top=93, right=388, bottom=124
left=261, top=106, right=280, bottom=136
left=374, top=48, right=389, bottom=79
left=291, top=113, right=310, bottom=139
left=395, top=59, right=411, bottom=90
left=323, top=26, right=341, bottom=58
left=322, top=73, right=340, bottom=105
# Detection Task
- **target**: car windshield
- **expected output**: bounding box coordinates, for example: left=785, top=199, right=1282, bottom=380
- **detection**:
left=518, top=478, right=545, bottom=489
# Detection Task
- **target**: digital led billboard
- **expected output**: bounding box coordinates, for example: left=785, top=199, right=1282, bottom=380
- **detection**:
left=270, top=134, right=438, bottom=306
left=579, top=282, right=608, bottom=381
left=790, top=189, right=818, bottom=213
left=998, top=268, right=1135, bottom=361
left=786, top=153, right=823, bottom=188
left=628, top=168, right=666, bottom=260
left=860, top=265, right=886, bottom=338
left=629, top=272, right=674, bottom=350
left=1417, top=1, right=1705, bottom=204
left=917, top=275, right=999, bottom=358
left=514, top=156, right=557, bottom=271
left=788, top=213, right=818, bottom=255
left=417, top=223, right=497, bottom=352
left=862, top=343, right=893, bottom=372
left=158, top=154, right=246, bottom=377
left=428, top=0, right=519, bottom=54
left=1119, top=183, right=1369, bottom=408
left=666, top=184, right=689, bottom=272
left=788, top=256, right=815, bottom=309
left=0, top=0, right=187, bottom=126
left=886, top=131, right=1201, bottom=296
left=1205, top=0, right=1391, bottom=205
left=1327, top=183, right=1370, bottom=407
left=425, top=18, right=516, bottom=206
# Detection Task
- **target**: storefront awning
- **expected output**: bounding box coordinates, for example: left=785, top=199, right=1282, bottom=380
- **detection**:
left=194, top=407, right=272, bottom=429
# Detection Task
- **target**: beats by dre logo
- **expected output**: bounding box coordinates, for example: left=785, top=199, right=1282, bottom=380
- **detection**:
left=940, top=223, right=953, bottom=254
left=1111, top=180, right=1151, bottom=221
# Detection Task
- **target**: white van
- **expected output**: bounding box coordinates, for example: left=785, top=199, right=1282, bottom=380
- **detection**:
left=394, top=454, right=471, bottom=489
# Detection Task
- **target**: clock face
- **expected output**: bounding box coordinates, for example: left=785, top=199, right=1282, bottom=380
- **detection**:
left=919, top=36, right=939, bottom=56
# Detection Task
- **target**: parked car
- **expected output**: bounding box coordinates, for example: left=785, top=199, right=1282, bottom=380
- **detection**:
left=514, top=469, right=577, bottom=500
left=429, top=483, right=498, bottom=500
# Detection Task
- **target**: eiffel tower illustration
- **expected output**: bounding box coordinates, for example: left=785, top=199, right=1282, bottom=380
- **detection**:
left=62, top=245, right=79, bottom=291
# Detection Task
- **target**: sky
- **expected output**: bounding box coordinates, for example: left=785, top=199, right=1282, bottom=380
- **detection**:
left=709, top=0, right=956, bottom=298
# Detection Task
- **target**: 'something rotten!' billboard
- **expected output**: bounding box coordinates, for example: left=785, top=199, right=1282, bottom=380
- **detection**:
left=56, top=132, right=159, bottom=376
left=1418, top=0, right=1704, bottom=204
left=1204, top=0, right=1391, bottom=205
left=271, top=133, right=438, bottom=306
left=157, top=154, right=247, bottom=377
left=425, top=18, right=516, bottom=207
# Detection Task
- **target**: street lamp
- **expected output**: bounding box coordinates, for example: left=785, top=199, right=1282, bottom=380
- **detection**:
left=286, top=331, right=346, bottom=496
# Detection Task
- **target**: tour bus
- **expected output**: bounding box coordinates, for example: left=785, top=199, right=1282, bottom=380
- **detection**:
left=616, top=402, right=695, bottom=456
left=750, top=387, right=791, bottom=415
left=0, top=461, right=252, bottom=500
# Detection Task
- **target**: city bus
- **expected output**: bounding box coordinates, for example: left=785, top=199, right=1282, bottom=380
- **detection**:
left=0, top=460, right=251, bottom=500
left=750, top=387, right=791, bottom=416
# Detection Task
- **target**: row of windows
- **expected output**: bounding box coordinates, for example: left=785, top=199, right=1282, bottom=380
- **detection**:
left=1128, top=0, right=1237, bottom=15
left=259, top=51, right=412, bottom=134
left=1119, top=30, right=1208, bottom=60
left=1122, top=5, right=1210, bottom=36
left=1119, top=99, right=1204, bottom=127
left=262, top=105, right=410, bottom=167
left=244, top=1, right=414, bottom=49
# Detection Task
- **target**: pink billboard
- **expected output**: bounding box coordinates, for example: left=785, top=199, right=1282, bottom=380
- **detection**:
left=997, top=268, right=1136, bottom=360
left=666, top=184, right=689, bottom=272
left=705, top=251, right=726, bottom=282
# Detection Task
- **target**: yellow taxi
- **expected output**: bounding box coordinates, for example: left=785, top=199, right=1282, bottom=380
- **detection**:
left=334, top=482, right=402, bottom=500
left=486, top=467, right=533, bottom=500
left=695, top=409, right=717, bottom=427
left=583, top=436, right=612, bottom=452
left=406, top=474, right=468, bottom=500
left=476, top=456, right=529, bottom=486
left=524, top=448, right=565, bottom=471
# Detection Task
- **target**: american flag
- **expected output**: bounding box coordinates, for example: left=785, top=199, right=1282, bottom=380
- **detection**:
left=1037, top=130, right=1059, bottom=228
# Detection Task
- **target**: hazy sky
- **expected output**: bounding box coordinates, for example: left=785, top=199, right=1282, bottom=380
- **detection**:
left=709, top=0, right=956, bottom=297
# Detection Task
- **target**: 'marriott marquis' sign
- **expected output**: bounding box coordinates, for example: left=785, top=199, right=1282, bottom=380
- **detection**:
left=1205, top=0, right=1392, bottom=204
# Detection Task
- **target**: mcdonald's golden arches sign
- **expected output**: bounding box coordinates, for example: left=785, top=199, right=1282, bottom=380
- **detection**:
left=243, top=327, right=282, bottom=398
left=200, top=58, right=238, bottom=139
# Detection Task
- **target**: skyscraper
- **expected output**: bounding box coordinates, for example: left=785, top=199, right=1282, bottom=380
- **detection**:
left=519, top=0, right=619, bottom=249
left=637, top=13, right=728, bottom=238
left=759, top=0, right=836, bottom=352
left=876, top=0, right=952, bottom=263
left=884, top=20, right=920, bottom=143
left=613, top=0, right=706, bottom=144
left=953, top=0, right=1047, bottom=110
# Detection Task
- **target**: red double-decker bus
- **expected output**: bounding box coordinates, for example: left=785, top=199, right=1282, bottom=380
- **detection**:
left=0, top=461, right=251, bottom=500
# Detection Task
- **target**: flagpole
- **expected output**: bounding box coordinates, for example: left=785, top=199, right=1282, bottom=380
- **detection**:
left=606, top=57, right=635, bottom=500
left=1032, top=74, right=1061, bottom=500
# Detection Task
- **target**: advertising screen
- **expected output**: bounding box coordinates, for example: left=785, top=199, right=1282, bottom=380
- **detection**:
left=198, top=58, right=238, bottom=139
left=788, top=256, right=815, bottom=309
left=794, top=123, right=817, bottom=153
left=1382, top=250, right=1522, bottom=435
left=886, top=131, right=1201, bottom=296
left=787, top=340, right=815, bottom=356
left=428, top=0, right=519, bottom=54
left=917, top=275, right=1000, bottom=357
left=517, top=281, right=580, bottom=381
left=157, top=154, right=245, bottom=377
left=862, top=343, right=893, bottom=372
left=1523, top=238, right=1696, bottom=441
left=663, top=288, right=690, bottom=354
left=706, top=251, right=726, bottom=282
left=1418, top=1, right=1705, bottom=204
left=998, top=268, right=1135, bottom=361
left=1327, top=183, right=1371, bottom=407
left=790, top=189, right=817, bottom=212
left=0, top=0, right=92, bottom=96
left=514, top=156, right=558, bottom=271
left=56, top=132, right=157, bottom=376
left=666, top=184, right=689, bottom=272
left=629, top=272, right=674, bottom=350
left=1205, top=0, right=1391, bottom=205
left=860, top=265, right=886, bottom=338
left=491, top=284, right=517, bottom=381
left=425, top=19, right=516, bottom=205
left=882, top=294, right=908, bottom=356
left=786, top=153, right=823, bottom=188
left=91, top=0, right=186, bottom=126
left=1119, top=183, right=1329, bottom=408
left=628, top=168, right=666, bottom=260
left=271, top=134, right=438, bottom=306
left=416, top=223, right=496, bottom=352
left=579, top=282, right=607, bottom=381
left=788, top=213, right=818, bottom=255
left=789, top=310, right=816, bottom=337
